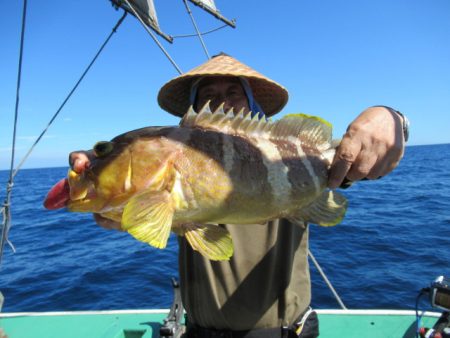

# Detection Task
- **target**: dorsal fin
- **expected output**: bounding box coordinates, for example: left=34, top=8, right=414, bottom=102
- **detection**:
left=180, top=104, right=333, bottom=149
left=271, top=113, right=332, bottom=151
left=180, top=102, right=273, bottom=137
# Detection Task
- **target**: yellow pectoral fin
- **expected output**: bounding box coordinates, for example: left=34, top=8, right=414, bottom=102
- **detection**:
left=122, top=190, right=174, bottom=249
left=182, top=223, right=233, bottom=261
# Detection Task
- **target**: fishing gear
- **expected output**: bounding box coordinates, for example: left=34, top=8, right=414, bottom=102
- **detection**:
left=430, top=277, right=450, bottom=312
left=160, top=278, right=185, bottom=338
left=416, top=276, right=450, bottom=338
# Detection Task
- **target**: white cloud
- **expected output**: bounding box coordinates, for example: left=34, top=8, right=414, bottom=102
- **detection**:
left=17, top=135, right=57, bottom=141
left=0, top=146, right=24, bottom=153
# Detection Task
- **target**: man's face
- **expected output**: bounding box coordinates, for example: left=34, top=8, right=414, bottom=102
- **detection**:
left=195, top=76, right=250, bottom=114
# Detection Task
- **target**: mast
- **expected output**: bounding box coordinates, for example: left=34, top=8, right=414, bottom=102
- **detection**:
left=182, top=0, right=236, bottom=60
left=182, top=0, right=211, bottom=59
left=188, top=0, right=235, bottom=28
left=110, top=0, right=236, bottom=69
left=110, top=0, right=173, bottom=43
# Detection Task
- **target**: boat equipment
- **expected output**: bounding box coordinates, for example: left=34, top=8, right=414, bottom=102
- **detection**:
left=416, top=276, right=450, bottom=338
left=160, top=278, right=185, bottom=338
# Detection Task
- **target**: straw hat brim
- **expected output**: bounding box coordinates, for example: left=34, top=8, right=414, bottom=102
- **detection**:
left=157, top=54, right=288, bottom=117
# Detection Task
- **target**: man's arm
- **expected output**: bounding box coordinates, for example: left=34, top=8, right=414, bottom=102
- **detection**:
left=328, top=106, right=407, bottom=189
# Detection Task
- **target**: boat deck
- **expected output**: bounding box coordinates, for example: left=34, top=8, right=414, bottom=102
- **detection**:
left=0, top=309, right=442, bottom=337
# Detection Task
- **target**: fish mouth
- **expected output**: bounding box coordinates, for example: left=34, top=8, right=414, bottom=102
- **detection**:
left=44, top=170, right=92, bottom=210
left=44, top=178, right=71, bottom=210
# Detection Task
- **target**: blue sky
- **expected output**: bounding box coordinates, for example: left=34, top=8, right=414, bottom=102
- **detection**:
left=1, top=0, right=449, bottom=170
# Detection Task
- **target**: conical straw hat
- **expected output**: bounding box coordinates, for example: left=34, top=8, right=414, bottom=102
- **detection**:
left=158, top=53, right=289, bottom=117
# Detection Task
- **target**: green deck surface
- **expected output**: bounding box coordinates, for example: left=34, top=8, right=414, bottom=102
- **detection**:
left=0, top=309, right=442, bottom=338
left=0, top=311, right=168, bottom=338
left=318, top=311, right=438, bottom=338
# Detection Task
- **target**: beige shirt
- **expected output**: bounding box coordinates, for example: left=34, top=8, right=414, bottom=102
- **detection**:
left=178, top=219, right=311, bottom=330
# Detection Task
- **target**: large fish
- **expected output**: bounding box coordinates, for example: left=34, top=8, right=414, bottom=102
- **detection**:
left=44, top=104, right=347, bottom=260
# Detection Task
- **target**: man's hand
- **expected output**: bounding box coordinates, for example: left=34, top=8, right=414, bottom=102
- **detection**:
left=328, top=106, right=405, bottom=189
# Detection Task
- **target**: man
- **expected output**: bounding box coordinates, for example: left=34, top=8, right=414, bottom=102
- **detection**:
left=70, top=54, right=408, bottom=337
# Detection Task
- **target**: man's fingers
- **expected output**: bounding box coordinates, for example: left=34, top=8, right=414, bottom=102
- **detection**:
left=328, top=106, right=406, bottom=189
left=346, top=149, right=378, bottom=182
left=328, top=136, right=362, bottom=189
left=347, top=141, right=386, bottom=181
left=366, top=154, right=400, bottom=179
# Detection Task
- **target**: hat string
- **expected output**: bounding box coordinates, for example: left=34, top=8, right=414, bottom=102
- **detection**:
left=238, top=77, right=266, bottom=119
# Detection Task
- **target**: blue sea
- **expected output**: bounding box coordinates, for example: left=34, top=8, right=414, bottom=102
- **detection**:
left=0, top=144, right=449, bottom=313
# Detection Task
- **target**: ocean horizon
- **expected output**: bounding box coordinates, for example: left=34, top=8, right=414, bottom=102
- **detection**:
left=0, top=143, right=448, bottom=172
left=0, top=143, right=449, bottom=313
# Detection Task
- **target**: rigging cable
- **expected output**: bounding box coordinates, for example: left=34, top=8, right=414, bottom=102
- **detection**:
left=182, top=0, right=210, bottom=59
left=308, top=249, right=348, bottom=310
left=123, top=0, right=183, bottom=74
left=0, top=10, right=128, bottom=264
left=11, top=11, right=127, bottom=181
left=172, top=23, right=228, bottom=39
left=415, top=287, right=430, bottom=338
left=0, top=0, right=28, bottom=261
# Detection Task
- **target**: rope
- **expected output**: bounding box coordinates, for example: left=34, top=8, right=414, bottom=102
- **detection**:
left=182, top=0, right=210, bottom=59
left=123, top=0, right=183, bottom=74
left=308, top=249, right=347, bottom=309
left=0, top=0, right=28, bottom=263
left=172, top=24, right=228, bottom=39
left=1, top=10, right=127, bottom=264
left=11, top=11, right=127, bottom=180
left=1, top=198, right=16, bottom=256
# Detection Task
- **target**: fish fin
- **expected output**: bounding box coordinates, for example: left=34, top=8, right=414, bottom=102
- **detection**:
left=122, top=190, right=174, bottom=249
left=321, top=138, right=341, bottom=164
left=272, top=114, right=333, bottom=151
left=331, top=138, right=342, bottom=148
left=180, top=105, right=333, bottom=152
left=180, top=105, right=201, bottom=127
left=180, top=103, right=272, bottom=137
left=288, top=190, right=347, bottom=226
left=144, top=156, right=178, bottom=192
left=181, top=223, right=233, bottom=261
left=99, top=210, right=123, bottom=223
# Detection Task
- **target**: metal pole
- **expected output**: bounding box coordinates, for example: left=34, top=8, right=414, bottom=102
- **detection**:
left=123, top=0, right=183, bottom=74
left=308, top=249, right=348, bottom=310
left=1, top=10, right=128, bottom=265
left=188, top=0, right=236, bottom=28
left=182, top=0, right=210, bottom=59
left=12, top=11, right=128, bottom=179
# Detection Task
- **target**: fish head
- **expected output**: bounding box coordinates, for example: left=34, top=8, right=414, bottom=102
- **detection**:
left=44, top=127, right=177, bottom=214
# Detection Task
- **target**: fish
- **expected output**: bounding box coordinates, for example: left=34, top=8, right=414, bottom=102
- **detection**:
left=44, top=103, right=348, bottom=261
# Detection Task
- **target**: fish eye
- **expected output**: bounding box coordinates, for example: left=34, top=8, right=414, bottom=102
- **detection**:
left=93, top=141, right=114, bottom=158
